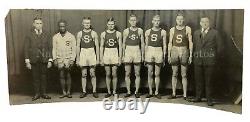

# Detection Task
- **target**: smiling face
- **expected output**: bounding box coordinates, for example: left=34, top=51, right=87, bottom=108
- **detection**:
left=129, top=16, right=137, bottom=27
left=33, top=19, right=43, bottom=30
left=58, top=22, right=67, bottom=34
left=82, top=19, right=91, bottom=29
left=176, top=15, right=184, bottom=26
left=152, top=16, right=160, bottom=27
left=200, top=17, right=210, bottom=30
left=107, top=21, right=115, bottom=30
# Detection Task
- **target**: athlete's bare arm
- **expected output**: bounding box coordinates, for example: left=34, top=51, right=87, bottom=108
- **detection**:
left=76, top=31, right=82, bottom=65
left=122, top=29, right=129, bottom=60
left=117, top=31, right=122, bottom=64
left=71, top=35, right=77, bottom=62
left=162, top=29, right=167, bottom=60
left=186, top=26, right=193, bottom=59
left=93, top=31, right=100, bottom=64
left=144, top=29, right=150, bottom=54
left=138, top=28, right=145, bottom=61
left=100, top=32, right=105, bottom=64
left=168, top=27, right=174, bottom=59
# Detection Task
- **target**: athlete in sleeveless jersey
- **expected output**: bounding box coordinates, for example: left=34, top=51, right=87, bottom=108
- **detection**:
left=100, top=17, right=122, bottom=98
left=122, top=14, right=144, bottom=98
left=76, top=17, right=99, bottom=98
left=145, top=15, right=167, bottom=99
left=168, top=13, right=193, bottom=100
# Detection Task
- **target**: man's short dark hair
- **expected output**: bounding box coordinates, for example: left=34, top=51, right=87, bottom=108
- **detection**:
left=129, top=14, right=137, bottom=19
left=200, top=15, right=210, bottom=20
left=58, top=19, right=67, bottom=26
left=33, top=16, right=42, bottom=22
left=176, top=12, right=185, bottom=18
left=107, top=17, right=115, bottom=23
left=83, top=17, right=91, bottom=20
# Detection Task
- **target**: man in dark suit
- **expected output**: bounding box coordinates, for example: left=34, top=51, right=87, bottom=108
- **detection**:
left=190, top=15, right=223, bottom=106
left=24, top=17, right=53, bottom=101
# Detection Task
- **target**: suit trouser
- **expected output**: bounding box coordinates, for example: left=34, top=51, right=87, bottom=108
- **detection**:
left=31, top=62, right=48, bottom=95
left=194, top=65, right=214, bottom=101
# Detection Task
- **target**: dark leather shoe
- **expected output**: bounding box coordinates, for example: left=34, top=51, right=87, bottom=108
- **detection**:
left=146, top=94, right=153, bottom=98
left=105, top=93, right=112, bottom=98
left=67, top=94, right=72, bottom=98
left=93, top=92, right=98, bottom=98
left=80, top=92, right=87, bottom=98
left=155, top=94, right=161, bottom=99
left=189, top=98, right=201, bottom=102
left=183, top=97, right=187, bottom=100
left=124, top=93, right=132, bottom=98
left=207, top=102, right=214, bottom=106
left=32, top=95, right=40, bottom=101
left=59, top=94, right=67, bottom=98
left=135, top=93, right=140, bottom=98
left=167, top=95, right=176, bottom=99
left=41, top=95, right=51, bottom=99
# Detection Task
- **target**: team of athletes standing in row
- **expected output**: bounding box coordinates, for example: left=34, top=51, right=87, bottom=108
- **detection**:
left=25, top=12, right=220, bottom=106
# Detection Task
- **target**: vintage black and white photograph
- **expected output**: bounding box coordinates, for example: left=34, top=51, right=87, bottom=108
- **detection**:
left=5, top=9, right=243, bottom=114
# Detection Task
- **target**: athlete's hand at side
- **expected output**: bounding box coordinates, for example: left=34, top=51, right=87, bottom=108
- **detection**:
left=25, top=62, right=32, bottom=70
left=167, top=55, right=171, bottom=64
left=118, top=58, right=122, bottom=66
left=188, top=56, right=192, bottom=64
left=47, top=62, right=52, bottom=68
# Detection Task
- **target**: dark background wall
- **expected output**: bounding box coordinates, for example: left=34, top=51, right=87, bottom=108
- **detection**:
left=5, top=9, right=243, bottom=101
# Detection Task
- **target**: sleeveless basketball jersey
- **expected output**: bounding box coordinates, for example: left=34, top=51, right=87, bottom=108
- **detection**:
left=148, top=29, right=163, bottom=47
left=104, top=31, right=118, bottom=48
left=80, top=30, right=95, bottom=48
left=172, top=26, right=188, bottom=47
left=125, top=28, right=140, bottom=46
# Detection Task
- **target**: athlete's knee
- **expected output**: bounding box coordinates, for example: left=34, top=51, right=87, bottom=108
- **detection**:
left=135, top=71, right=140, bottom=77
left=172, top=69, right=178, bottom=77
left=181, top=71, right=187, bottom=78
left=90, top=70, right=96, bottom=77
left=125, top=70, right=130, bottom=77
left=155, top=70, right=160, bottom=77
left=82, top=73, right=87, bottom=78
left=105, top=70, right=111, bottom=77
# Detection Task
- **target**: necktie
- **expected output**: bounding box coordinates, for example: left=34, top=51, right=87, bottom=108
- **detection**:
left=201, top=30, right=206, bottom=38
left=37, top=30, right=41, bottom=35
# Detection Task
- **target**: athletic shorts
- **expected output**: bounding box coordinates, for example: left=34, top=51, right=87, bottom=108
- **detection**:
left=57, top=58, right=71, bottom=69
left=79, top=48, right=97, bottom=67
left=124, top=46, right=141, bottom=64
left=103, top=48, right=119, bottom=65
left=145, top=46, right=163, bottom=64
left=170, top=46, right=189, bottom=65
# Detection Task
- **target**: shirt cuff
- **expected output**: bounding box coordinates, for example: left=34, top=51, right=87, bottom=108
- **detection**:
left=25, top=59, right=30, bottom=63
left=48, top=58, right=53, bottom=62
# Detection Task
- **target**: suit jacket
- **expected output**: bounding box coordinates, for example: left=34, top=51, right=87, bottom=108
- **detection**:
left=24, top=29, right=52, bottom=64
left=193, top=28, right=223, bottom=66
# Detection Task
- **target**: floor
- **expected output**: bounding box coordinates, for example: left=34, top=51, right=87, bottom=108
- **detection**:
left=9, top=93, right=242, bottom=114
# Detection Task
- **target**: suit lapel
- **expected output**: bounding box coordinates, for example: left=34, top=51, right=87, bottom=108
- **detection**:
left=201, top=29, right=211, bottom=47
